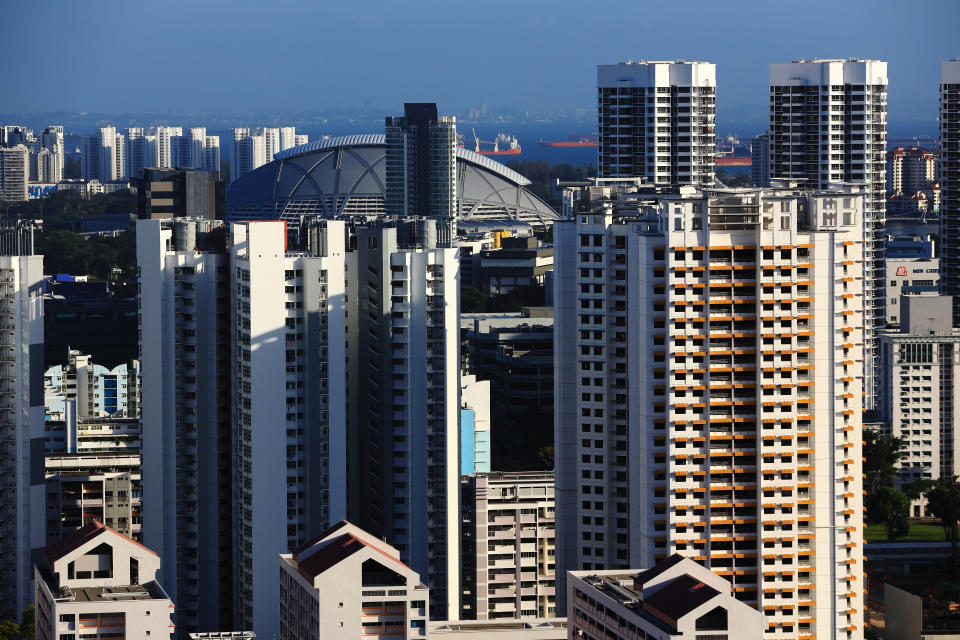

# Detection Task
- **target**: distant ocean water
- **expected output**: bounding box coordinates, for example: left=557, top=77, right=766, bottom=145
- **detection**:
left=210, top=122, right=601, bottom=168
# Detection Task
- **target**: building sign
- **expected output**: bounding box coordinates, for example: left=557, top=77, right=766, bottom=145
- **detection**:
left=28, top=182, right=58, bottom=199
left=895, top=266, right=908, bottom=276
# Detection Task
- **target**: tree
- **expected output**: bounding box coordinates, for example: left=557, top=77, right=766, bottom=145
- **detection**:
left=863, top=430, right=906, bottom=494
left=866, top=486, right=911, bottom=542
left=0, top=605, right=36, bottom=640
left=924, top=476, right=960, bottom=567
left=461, top=286, right=488, bottom=313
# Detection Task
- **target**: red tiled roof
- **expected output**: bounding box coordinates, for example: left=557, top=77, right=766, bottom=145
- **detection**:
left=44, top=520, right=158, bottom=566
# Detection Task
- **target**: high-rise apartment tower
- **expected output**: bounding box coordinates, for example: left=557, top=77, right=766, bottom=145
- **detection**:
left=597, top=61, right=716, bottom=186
left=0, top=222, right=45, bottom=620
left=230, top=220, right=348, bottom=636
left=939, top=59, right=960, bottom=322
left=554, top=182, right=866, bottom=640
left=384, top=104, right=458, bottom=241
left=137, top=218, right=234, bottom=633
left=768, top=59, right=887, bottom=406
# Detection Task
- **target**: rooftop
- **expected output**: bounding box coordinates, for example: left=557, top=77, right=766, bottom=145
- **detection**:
left=68, top=583, right=167, bottom=602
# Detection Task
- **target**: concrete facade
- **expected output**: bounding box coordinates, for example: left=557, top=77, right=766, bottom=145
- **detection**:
left=568, top=555, right=765, bottom=640
left=0, top=223, right=46, bottom=620
left=460, top=472, right=556, bottom=621
left=137, top=218, right=233, bottom=633
left=768, top=59, right=887, bottom=408
left=230, top=220, right=348, bottom=636
left=597, top=61, right=716, bottom=187
left=34, top=522, right=173, bottom=640
left=939, top=60, right=960, bottom=323
left=278, top=521, right=430, bottom=640
left=554, top=182, right=866, bottom=640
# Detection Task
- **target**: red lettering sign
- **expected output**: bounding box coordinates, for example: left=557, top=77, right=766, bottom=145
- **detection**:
left=896, top=266, right=908, bottom=276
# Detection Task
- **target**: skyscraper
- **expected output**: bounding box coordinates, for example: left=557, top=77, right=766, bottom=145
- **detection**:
left=39, top=126, right=64, bottom=182
left=768, top=59, right=887, bottom=406
left=153, top=125, right=182, bottom=169
left=83, top=126, right=126, bottom=182
left=554, top=182, right=866, bottom=640
left=230, top=127, right=299, bottom=181
left=231, top=128, right=266, bottom=181
left=751, top=133, right=770, bottom=188
left=230, top=219, right=348, bottom=635
left=384, top=103, right=458, bottom=241
left=347, top=221, right=461, bottom=619
left=0, top=145, right=29, bottom=202
left=939, top=59, right=960, bottom=322
left=597, top=61, right=716, bottom=186
left=126, top=127, right=156, bottom=178
left=0, top=222, right=45, bottom=621
left=137, top=218, right=233, bottom=633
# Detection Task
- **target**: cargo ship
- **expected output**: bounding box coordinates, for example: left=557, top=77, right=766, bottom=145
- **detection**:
left=538, top=134, right=598, bottom=147
left=471, top=130, right=521, bottom=155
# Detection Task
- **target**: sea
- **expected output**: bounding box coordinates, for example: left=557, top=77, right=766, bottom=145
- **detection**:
left=211, top=122, right=601, bottom=168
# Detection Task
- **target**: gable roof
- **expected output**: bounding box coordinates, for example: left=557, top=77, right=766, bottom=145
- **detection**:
left=44, top=520, right=158, bottom=566
left=633, top=553, right=686, bottom=590
left=643, top=574, right=721, bottom=625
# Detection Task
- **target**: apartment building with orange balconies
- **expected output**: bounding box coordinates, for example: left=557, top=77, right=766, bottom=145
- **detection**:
left=555, top=180, right=866, bottom=640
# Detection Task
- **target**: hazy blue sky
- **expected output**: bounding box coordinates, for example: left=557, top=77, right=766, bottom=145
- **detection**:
left=3, top=0, right=957, bottom=121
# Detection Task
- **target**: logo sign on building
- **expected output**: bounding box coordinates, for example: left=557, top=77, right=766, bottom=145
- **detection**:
left=28, top=183, right=58, bottom=199
left=895, top=266, right=908, bottom=276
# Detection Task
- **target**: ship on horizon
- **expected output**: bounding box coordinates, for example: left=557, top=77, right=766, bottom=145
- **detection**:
left=538, top=133, right=598, bottom=148
left=469, top=129, right=522, bottom=155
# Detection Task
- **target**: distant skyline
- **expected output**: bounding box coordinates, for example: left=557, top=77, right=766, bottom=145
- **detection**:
left=3, top=0, right=957, bottom=126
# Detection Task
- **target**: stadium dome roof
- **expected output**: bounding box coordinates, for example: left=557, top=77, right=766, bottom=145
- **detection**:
left=226, top=135, right=559, bottom=226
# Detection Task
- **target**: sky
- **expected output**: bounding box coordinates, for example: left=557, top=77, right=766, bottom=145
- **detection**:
left=2, top=0, right=958, bottom=125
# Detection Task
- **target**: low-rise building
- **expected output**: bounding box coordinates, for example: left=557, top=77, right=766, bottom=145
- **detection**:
left=461, top=310, right=553, bottom=470
left=278, top=521, right=430, bottom=640
left=460, top=472, right=555, bottom=621
left=477, top=237, right=553, bottom=296
left=461, top=375, right=491, bottom=474
left=885, top=239, right=939, bottom=326
left=879, top=293, right=960, bottom=515
left=568, top=555, right=765, bottom=640
left=34, top=521, right=174, bottom=640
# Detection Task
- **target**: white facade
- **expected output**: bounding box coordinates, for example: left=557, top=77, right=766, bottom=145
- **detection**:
left=45, top=453, right=142, bottom=542
left=597, top=61, right=716, bottom=186
left=126, top=128, right=157, bottom=178
left=0, top=224, right=45, bottom=621
left=231, top=127, right=299, bottom=180
left=568, top=555, right=765, bottom=640
left=768, top=59, right=887, bottom=407
left=880, top=294, right=960, bottom=516
left=348, top=223, right=461, bottom=619
left=278, top=521, right=430, bottom=640
left=154, top=126, right=182, bottom=169
left=0, top=144, right=29, bottom=201
left=886, top=256, right=940, bottom=326
left=44, top=350, right=139, bottom=418
left=232, top=128, right=266, bottom=181
left=137, top=218, right=233, bottom=633
left=940, top=59, right=960, bottom=322
left=460, top=374, right=491, bottom=474
left=34, top=522, right=173, bottom=640
left=460, top=472, right=555, bottom=620
left=38, top=126, right=64, bottom=183
left=230, top=220, right=348, bottom=637
left=554, top=183, right=866, bottom=640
